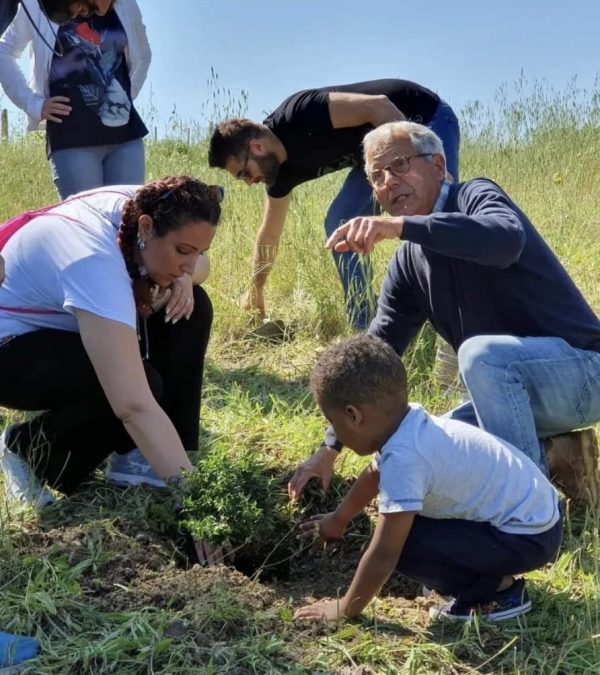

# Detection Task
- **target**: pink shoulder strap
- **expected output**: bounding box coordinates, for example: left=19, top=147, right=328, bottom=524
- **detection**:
left=0, top=188, right=133, bottom=316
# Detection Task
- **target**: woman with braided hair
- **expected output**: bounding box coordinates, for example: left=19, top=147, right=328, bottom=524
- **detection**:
left=0, top=177, right=222, bottom=536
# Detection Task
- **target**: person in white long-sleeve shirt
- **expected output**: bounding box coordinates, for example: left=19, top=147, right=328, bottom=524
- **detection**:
left=0, top=0, right=152, bottom=198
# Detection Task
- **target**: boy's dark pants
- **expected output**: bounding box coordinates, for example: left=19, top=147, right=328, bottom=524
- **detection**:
left=396, top=513, right=563, bottom=604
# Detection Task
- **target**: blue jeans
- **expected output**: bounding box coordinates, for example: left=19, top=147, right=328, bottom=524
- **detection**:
left=49, top=138, right=146, bottom=200
left=428, top=100, right=461, bottom=182
left=324, top=167, right=379, bottom=329
left=324, top=99, right=461, bottom=329
left=446, top=335, right=600, bottom=471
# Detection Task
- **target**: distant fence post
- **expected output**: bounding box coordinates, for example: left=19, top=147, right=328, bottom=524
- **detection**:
left=1, top=109, right=7, bottom=142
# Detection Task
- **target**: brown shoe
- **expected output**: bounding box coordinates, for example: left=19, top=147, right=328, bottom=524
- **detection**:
left=545, top=429, right=600, bottom=508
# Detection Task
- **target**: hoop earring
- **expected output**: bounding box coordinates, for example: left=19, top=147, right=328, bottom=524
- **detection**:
left=136, top=234, right=146, bottom=251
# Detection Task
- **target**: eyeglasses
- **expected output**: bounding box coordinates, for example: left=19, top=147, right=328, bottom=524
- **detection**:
left=235, top=145, right=252, bottom=181
left=151, top=184, right=225, bottom=207
left=368, top=154, right=432, bottom=188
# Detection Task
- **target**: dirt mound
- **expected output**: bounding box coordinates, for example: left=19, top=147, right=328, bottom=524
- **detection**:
left=12, top=510, right=276, bottom=665
left=4, top=479, right=437, bottom=674
left=10, top=477, right=419, bottom=645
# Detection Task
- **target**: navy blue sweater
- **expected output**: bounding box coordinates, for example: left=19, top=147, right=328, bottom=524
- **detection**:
left=324, top=177, right=600, bottom=450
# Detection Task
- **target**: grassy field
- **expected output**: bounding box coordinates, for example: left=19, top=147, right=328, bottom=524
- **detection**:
left=0, top=80, right=599, bottom=674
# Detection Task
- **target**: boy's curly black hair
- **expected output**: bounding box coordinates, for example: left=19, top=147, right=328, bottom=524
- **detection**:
left=310, top=334, right=408, bottom=414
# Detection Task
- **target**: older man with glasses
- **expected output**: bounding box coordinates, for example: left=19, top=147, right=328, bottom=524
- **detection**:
left=208, top=79, right=460, bottom=331
left=289, top=120, right=600, bottom=508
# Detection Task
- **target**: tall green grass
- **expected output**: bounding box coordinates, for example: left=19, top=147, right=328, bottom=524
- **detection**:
left=0, top=78, right=598, bottom=673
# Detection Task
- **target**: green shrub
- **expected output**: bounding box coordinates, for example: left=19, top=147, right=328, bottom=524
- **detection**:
left=179, top=443, right=283, bottom=547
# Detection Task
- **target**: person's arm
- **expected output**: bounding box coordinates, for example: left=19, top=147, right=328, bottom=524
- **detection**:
left=289, top=251, right=424, bottom=502
left=297, top=462, right=380, bottom=545
left=0, top=4, right=44, bottom=120
left=400, top=180, right=526, bottom=268
left=368, top=248, right=427, bottom=355
left=126, top=0, right=152, bottom=100
left=242, top=193, right=293, bottom=315
left=295, top=510, right=416, bottom=622
left=335, top=461, right=380, bottom=524
left=341, top=511, right=415, bottom=617
left=327, top=92, right=405, bottom=129
left=75, top=310, right=194, bottom=480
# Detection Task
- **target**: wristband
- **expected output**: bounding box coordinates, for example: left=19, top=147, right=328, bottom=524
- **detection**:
left=324, top=425, right=344, bottom=453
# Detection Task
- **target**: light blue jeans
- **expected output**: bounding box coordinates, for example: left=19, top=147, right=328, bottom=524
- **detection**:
left=446, top=335, right=600, bottom=472
left=324, top=99, right=461, bottom=329
left=427, top=100, right=460, bottom=182
left=49, top=138, right=146, bottom=200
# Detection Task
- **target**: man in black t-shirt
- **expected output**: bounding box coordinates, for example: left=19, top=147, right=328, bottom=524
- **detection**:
left=208, top=79, right=460, bottom=329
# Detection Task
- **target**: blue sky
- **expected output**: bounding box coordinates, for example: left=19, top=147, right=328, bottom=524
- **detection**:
left=3, top=0, right=599, bottom=133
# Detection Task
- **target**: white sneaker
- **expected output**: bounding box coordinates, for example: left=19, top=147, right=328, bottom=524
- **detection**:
left=105, top=448, right=166, bottom=488
left=0, top=426, right=55, bottom=507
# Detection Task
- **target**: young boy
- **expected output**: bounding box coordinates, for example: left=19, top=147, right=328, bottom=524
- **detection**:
left=295, top=335, right=563, bottom=623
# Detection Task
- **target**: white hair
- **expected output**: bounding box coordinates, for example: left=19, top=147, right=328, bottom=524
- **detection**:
left=362, top=121, right=446, bottom=169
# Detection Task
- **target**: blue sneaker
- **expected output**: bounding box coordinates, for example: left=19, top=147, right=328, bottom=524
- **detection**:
left=0, top=426, right=55, bottom=508
left=105, top=449, right=166, bottom=488
left=0, top=631, right=39, bottom=672
left=429, top=578, right=532, bottom=622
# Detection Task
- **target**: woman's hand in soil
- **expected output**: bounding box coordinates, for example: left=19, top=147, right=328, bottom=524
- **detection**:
left=297, top=513, right=346, bottom=550
left=295, top=599, right=346, bottom=623
left=194, top=540, right=234, bottom=566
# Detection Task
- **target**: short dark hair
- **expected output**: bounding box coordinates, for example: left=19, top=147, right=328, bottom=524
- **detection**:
left=310, top=335, right=408, bottom=414
left=208, top=118, right=264, bottom=169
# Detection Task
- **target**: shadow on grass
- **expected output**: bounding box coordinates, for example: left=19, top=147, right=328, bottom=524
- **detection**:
left=203, top=360, right=314, bottom=416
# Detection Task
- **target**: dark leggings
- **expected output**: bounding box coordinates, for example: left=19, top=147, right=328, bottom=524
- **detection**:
left=0, top=285, right=212, bottom=495
left=397, top=513, right=563, bottom=604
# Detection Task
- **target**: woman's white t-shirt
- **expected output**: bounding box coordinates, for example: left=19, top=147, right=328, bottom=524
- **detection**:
left=0, top=185, right=141, bottom=340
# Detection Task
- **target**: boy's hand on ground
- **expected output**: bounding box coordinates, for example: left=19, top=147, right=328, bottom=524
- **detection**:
left=194, top=539, right=234, bottom=566
left=297, top=512, right=346, bottom=550
left=288, top=445, right=338, bottom=502
left=295, top=599, right=346, bottom=623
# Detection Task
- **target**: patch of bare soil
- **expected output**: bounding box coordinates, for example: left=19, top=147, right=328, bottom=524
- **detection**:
left=10, top=476, right=428, bottom=674
left=242, top=475, right=421, bottom=603
left=13, top=509, right=277, bottom=675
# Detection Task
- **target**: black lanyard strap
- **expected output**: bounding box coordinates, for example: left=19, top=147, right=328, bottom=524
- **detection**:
left=19, top=0, right=64, bottom=57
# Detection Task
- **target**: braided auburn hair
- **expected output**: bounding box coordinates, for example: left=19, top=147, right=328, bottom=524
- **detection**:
left=117, top=176, right=222, bottom=316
